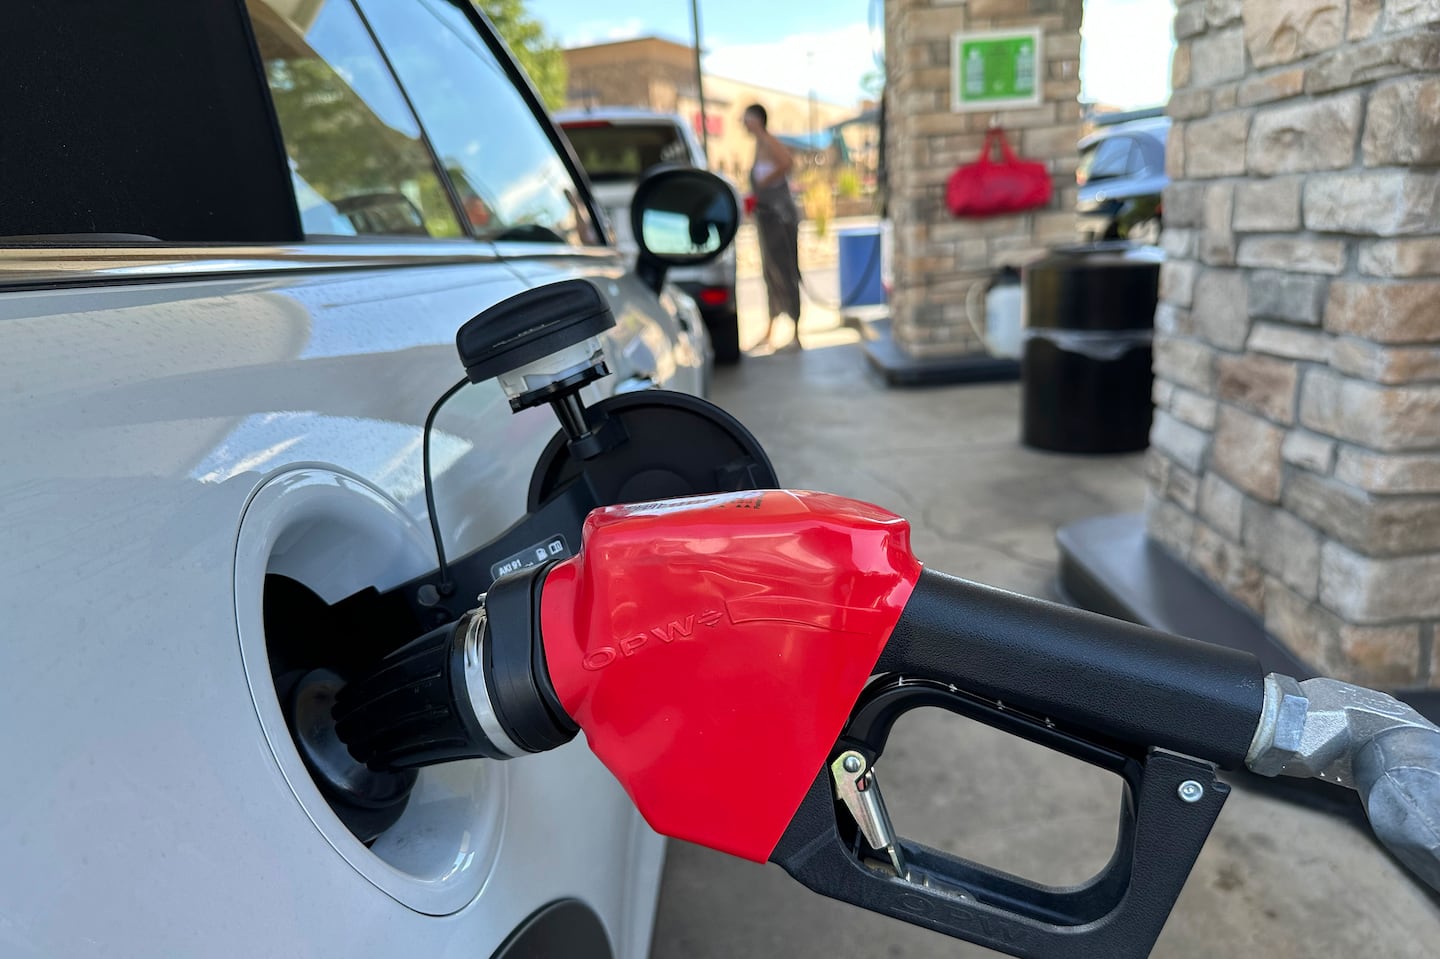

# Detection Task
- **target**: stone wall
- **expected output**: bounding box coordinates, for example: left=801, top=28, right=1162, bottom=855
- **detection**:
left=1148, top=0, right=1440, bottom=687
left=885, top=0, right=1084, bottom=356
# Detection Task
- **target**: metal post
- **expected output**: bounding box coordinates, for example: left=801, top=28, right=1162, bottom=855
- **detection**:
left=807, top=50, right=817, bottom=147
left=690, top=0, right=709, bottom=161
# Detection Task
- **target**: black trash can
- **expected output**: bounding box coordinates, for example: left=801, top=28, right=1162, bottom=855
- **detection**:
left=1021, top=243, right=1161, bottom=453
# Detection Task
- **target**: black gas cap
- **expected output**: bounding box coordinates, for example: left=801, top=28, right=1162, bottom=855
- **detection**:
left=457, top=279, right=616, bottom=384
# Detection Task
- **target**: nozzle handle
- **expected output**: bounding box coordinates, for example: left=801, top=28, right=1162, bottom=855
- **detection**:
left=877, top=568, right=1267, bottom=768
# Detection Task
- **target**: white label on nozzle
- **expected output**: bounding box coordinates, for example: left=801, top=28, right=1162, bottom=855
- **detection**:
left=491, top=534, right=571, bottom=580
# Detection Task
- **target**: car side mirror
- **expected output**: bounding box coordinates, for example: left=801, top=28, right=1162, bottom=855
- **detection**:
left=630, top=166, right=739, bottom=293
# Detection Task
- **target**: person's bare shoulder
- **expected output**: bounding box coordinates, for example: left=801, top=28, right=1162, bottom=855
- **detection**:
left=766, top=132, right=793, bottom=164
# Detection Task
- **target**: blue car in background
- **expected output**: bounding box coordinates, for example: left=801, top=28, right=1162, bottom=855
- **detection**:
left=1076, top=115, right=1170, bottom=246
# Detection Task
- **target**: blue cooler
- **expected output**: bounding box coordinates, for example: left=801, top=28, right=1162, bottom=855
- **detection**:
left=837, top=226, right=886, bottom=308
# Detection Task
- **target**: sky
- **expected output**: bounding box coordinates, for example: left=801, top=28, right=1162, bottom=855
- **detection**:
left=531, top=0, right=1177, bottom=109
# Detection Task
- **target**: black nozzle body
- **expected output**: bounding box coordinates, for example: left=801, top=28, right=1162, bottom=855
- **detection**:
left=334, top=564, right=576, bottom=771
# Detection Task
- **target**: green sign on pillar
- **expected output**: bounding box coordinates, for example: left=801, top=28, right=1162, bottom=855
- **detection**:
left=952, top=28, right=1043, bottom=112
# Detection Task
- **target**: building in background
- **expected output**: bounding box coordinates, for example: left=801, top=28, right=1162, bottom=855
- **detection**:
left=562, top=36, right=862, bottom=184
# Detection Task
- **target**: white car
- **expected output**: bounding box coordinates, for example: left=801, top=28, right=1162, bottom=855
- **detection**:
left=0, top=2, right=737, bottom=956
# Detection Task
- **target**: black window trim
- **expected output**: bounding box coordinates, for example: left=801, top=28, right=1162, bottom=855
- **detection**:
left=236, top=0, right=307, bottom=241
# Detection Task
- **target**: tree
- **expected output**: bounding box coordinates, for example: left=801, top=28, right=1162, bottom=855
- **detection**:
left=860, top=68, right=885, bottom=101
left=476, top=0, right=567, bottom=110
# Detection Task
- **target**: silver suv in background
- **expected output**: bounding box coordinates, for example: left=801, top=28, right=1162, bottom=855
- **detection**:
left=1075, top=115, right=1170, bottom=246
left=559, top=108, right=742, bottom=363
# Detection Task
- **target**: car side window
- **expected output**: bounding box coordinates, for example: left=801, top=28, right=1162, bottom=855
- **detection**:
left=562, top=122, right=692, bottom=182
left=357, top=0, right=598, bottom=246
left=1125, top=140, right=1150, bottom=176
left=1080, top=137, right=1133, bottom=183
left=248, top=0, right=463, bottom=238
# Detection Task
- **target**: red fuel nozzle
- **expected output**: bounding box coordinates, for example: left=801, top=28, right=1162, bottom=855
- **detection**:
left=539, top=490, right=924, bottom=861
left=336, top=485, right=1264, bottom=865
left=330, top=489, right=921, bottom=862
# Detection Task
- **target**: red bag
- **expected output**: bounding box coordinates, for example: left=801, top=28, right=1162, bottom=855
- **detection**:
left=945, top=127, right=1053, bottom=218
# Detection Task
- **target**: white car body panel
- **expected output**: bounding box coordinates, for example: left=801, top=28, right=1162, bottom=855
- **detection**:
left=0, top=244, right=686, bottom=956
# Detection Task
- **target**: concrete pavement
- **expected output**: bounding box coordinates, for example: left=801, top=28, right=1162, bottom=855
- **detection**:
left=648, top=342, right=1440, bottom=957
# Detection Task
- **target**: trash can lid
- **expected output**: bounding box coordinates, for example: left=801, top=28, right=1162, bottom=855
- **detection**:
left=1024, top=242, right=1162, bottom=333
left=1027, top=240, right=1165, bottom=271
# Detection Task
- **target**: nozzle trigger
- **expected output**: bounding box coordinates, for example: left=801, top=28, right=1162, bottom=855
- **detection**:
left=829, top=750, right=908, bottom=880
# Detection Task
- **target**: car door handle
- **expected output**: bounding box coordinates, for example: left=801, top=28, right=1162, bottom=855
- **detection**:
left=614, top=374, right=659, bottom=394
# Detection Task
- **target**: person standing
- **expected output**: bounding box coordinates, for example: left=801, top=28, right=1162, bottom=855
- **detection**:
left=743, top=103, right=803, bottom=352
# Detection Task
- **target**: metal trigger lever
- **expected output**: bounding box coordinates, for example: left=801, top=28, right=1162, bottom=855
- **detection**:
left=829, top=750, right=908, bottom=880
left=777, top=677, right=1229, bottom=959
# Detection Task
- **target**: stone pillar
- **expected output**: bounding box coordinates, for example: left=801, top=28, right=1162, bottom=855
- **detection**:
left=885, top=0, right=1084, bottom=357
left=1147, top=0, right=1440, bottom=687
